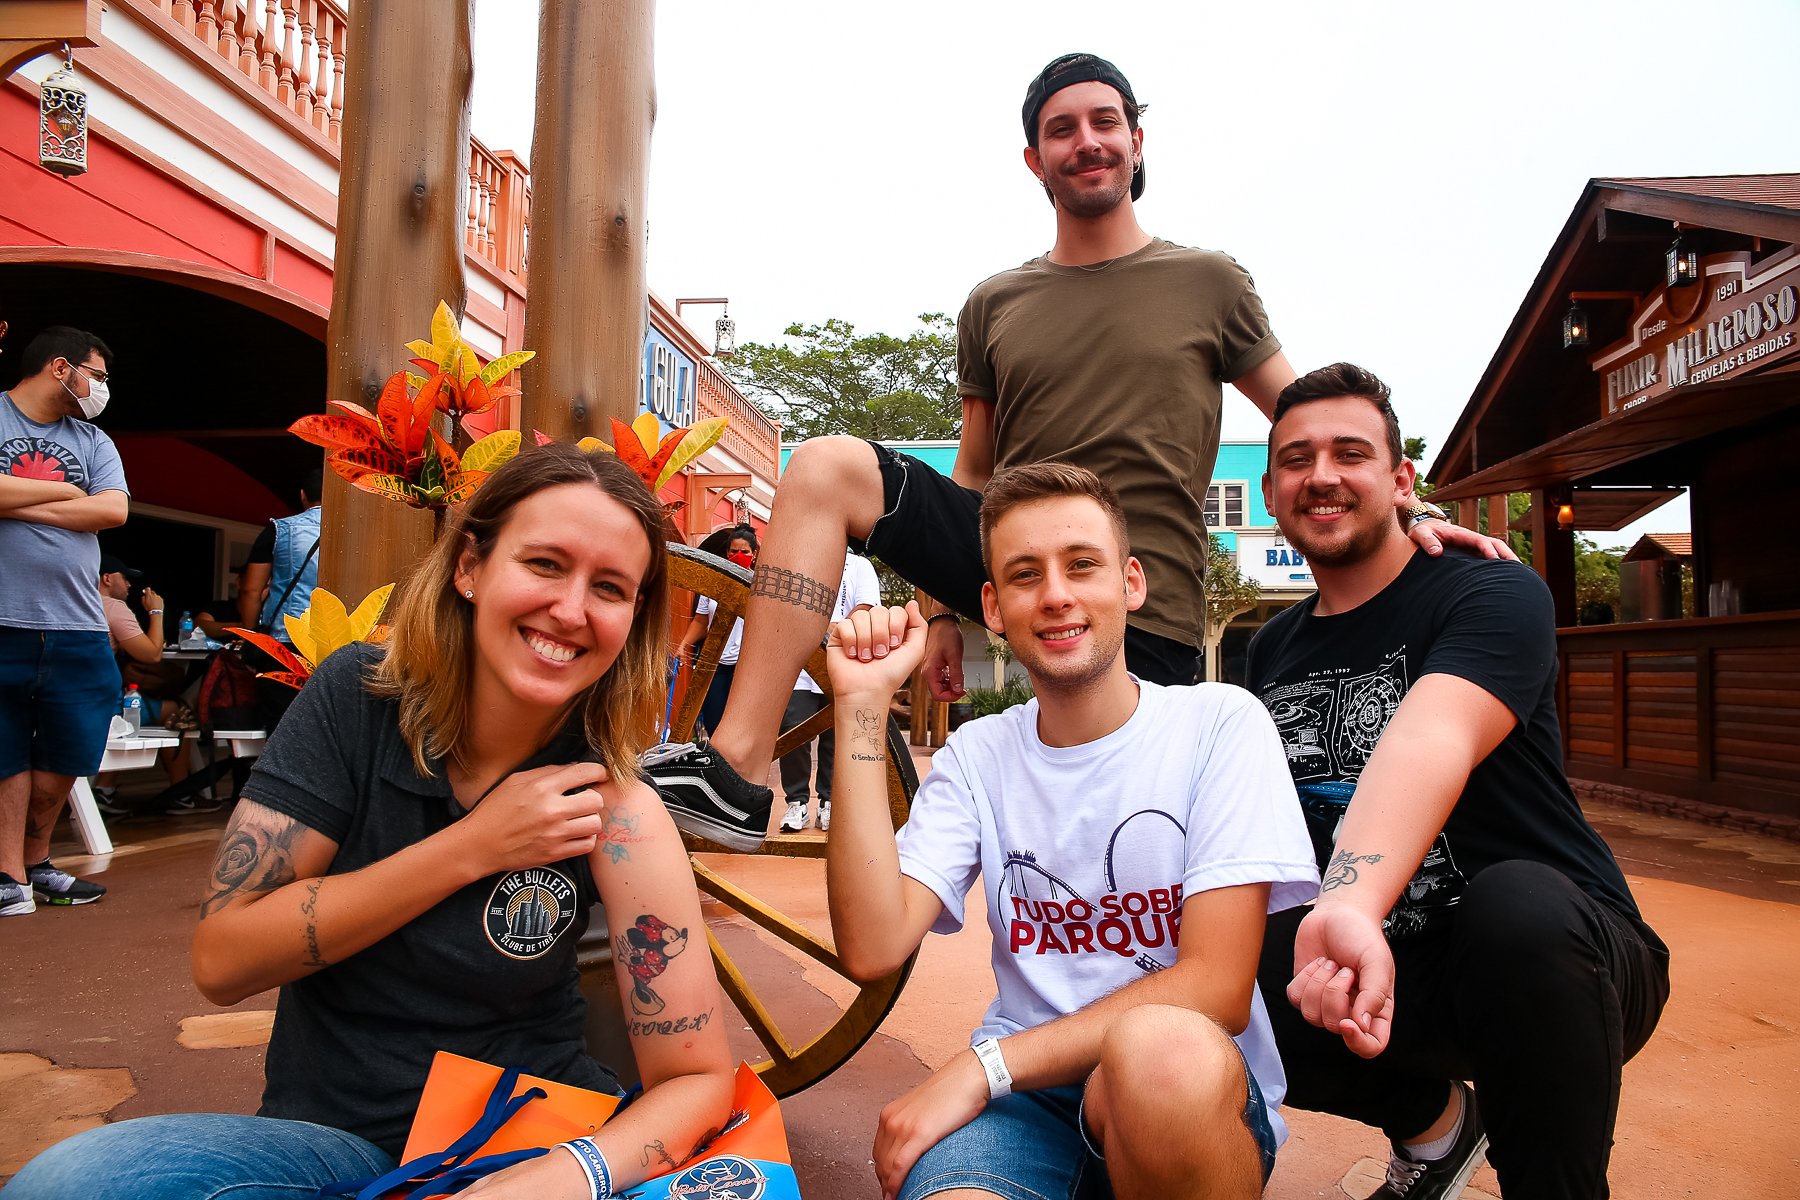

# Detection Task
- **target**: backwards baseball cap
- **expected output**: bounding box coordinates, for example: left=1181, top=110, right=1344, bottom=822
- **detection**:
left=99, top=554, right=142, bottom=581
left=1021, top=52, right=1146, bottom=201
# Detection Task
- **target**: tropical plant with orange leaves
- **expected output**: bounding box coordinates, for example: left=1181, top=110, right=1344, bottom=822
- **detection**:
left=230, top=584, right=393, bottom=690
left=289, top=301, right=530, bottom=509
left=535, top=413, right=728, bottom=516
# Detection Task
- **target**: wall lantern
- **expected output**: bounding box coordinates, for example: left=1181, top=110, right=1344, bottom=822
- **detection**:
left=1562, top=302, right=1589, bottom=348
left=714, top=312, right=736, bottom=359
left=1666, top=236, right=1700, bottom=289
left=39, top=46, right=88, bottom=178
left=1557, top=503, right=1575, bottom=531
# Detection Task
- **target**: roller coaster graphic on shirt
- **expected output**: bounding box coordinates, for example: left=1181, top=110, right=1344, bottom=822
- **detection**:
left=997, top=809, right=1188, bottom=972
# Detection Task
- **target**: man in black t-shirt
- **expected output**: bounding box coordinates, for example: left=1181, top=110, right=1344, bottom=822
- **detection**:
left=1244, top=364, right=1669, bottom=1200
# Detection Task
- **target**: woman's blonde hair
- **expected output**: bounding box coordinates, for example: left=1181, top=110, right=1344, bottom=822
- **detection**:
left=368, top=442, right=670, bottom=782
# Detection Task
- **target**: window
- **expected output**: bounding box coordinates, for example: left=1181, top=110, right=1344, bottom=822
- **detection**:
left=1204, top=482, right=1246, bottom=528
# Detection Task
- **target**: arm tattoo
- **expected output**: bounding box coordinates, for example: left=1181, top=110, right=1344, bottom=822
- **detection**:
left=300, top=879, right=328, bottom=968
left=849, top=708, right=885, bottom=759
left=1321, top=848, right=1385, bottom=893
left=200, top=804, right=306, bottom=918
left=627, top=1007, right=714, bottom=1038
left=642, top=1140, right=678, bottom=1171
left=596, top=805, right=647, bottom=865
left=617, top=913, right=690, bottom=1015
left=749, top=564, right=834, bottom=616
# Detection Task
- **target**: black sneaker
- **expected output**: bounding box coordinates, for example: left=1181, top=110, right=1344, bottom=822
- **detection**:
left=1368, top=1082, right=1488, bottom=1199
left=26, top=861, right=106, bottom=906
left=166, top=794, right=224, bottom=816
left=641, top=742, right=774, bottom=852
left=92, top=786, right=132, bottom=817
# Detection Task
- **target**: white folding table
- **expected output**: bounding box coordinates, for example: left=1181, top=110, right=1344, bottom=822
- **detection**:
left=66, top=731, right=182, bottom=855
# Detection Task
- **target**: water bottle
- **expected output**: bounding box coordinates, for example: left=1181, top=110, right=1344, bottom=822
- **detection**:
left=122, top=685, right=144, bottom=734
left=179, top=611, right=198, bottom=648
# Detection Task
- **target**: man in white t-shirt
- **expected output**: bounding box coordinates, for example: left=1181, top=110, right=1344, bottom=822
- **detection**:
left=821, top=462, right=1317, bottom=1200
left=779, top=549, right=882, bottom=833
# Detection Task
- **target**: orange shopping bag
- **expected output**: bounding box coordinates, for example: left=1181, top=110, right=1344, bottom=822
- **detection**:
left=400, top=1052, right=622, bottom=1161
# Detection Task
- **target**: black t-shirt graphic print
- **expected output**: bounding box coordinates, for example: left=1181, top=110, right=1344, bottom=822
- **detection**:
left=1246, top=549, right=1640, bottom=943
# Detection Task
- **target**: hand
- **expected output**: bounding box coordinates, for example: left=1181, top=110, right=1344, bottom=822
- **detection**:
left=459, top=1143, right=589, bottom=1200
left=1406, top=517, right=1518, bottom=562
left=142, top=587, right=165, bottom=612
left=922, top=616, right=966, bottom=702
left=459, top=761, right=610, bottom=877
left=1288, top=905, right=1395, bottom=1058
left=675, top=640, right=697, bottom=668
left=827, top=601, right=928, bottom=702
left=873, top=1050, right=991, bottom=1200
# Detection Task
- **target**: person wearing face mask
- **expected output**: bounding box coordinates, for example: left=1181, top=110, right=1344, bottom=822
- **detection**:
left=674, top=524, right=759, bottom=745
left=0, top=325, right=130, bottom=916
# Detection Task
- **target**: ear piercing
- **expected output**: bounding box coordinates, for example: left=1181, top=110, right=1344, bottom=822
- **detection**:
left=465, top=590, right=474, bottom=598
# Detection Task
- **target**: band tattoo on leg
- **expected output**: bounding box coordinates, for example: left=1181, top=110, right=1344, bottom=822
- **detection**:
left=749, top=564, right=835, bottom=617
left=1321, top=848, right=1384, bottom=893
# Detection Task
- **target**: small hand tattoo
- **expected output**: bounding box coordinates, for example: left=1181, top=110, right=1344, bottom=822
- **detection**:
left=750, top=564, right=835, bottom=616
left=1321, top=848, right=1385, bottom=893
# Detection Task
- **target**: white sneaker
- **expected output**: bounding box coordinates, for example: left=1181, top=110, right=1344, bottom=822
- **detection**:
left=780, top=801, right=808, bottom=833
left=0, top=875, right=36, bottom=917
left=816, top=801, right=830, bottom=831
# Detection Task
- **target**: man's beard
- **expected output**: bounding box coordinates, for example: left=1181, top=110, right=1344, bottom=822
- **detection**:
left=1005, top=618, right=1121, bottom=697
left=1283, top=494, right=1396, bottom=569
left=1047, top=155, right=1133, bottom=220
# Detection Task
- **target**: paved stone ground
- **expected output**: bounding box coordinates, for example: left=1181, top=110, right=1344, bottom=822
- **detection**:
left=4, top=752, right=1798, bottom=1195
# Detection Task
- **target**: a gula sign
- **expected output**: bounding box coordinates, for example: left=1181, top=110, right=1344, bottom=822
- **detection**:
left=1591, top=249, right=1800, bottom=417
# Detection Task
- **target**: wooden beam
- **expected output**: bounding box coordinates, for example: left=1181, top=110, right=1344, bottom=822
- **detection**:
left=517, top=0, right=656, bottom=440
left=0, top=0, right=101, bottom=81
left=316, top=0, right=472, bottom=603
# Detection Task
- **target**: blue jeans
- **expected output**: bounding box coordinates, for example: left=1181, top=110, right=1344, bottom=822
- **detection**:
left=3, top=1112, right=396, bottom=1199
left=895, top=1052, right=1277, bottom=1200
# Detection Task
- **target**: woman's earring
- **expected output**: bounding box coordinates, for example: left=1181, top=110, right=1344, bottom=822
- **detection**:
left=465, top=590, right=474, bottom=599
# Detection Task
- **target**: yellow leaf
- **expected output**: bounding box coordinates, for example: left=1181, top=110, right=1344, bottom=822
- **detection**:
left=308, top=589, right=354, bottom=663
left=455, top=342, right=481, bottom=388
left=404, top=340, right=439, bottom=364
left=577, top=436, right=608, bottom=453
left=654, top=416, right=729, bottom=489
left=430, top=301, right=460, bottom=359
left=631, top=412, right=662, bottom=457
left=283, top=610, right=317, bottom=670
left=462, top=429, right=521, bottom=475
left=404, top=371, right=429, bottom=391
left=479, top=350, right=535, bottom=386
left=347, top=584, right=394, bottom=642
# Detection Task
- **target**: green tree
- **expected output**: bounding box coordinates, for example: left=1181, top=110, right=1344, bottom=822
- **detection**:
left=722, top=314, right=960, bottom=442
left=1574, top=536, right=1626, bottom=622
left=1403, top=436, right=1435, bottom=498
left=1202, top=533, right=1261, bottom=680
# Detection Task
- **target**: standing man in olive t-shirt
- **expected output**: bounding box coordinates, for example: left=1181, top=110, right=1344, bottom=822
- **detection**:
left=645, top=53, right=1508, bottom=851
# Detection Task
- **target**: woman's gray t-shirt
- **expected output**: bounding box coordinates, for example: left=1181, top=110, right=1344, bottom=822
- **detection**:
left=245, top=643, right=616, bottom=1156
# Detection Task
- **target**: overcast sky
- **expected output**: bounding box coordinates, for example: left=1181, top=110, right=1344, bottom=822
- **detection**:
left=471, top=0, right=1800, bottom=547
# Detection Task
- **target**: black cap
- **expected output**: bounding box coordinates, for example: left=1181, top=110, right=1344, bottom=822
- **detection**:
left=99, top=554, right=141, bottom=581
left=1021, top=53, right=1145, bottom=201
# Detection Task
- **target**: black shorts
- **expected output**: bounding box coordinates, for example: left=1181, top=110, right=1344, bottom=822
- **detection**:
left=850, top=442, right=1201, bottom=687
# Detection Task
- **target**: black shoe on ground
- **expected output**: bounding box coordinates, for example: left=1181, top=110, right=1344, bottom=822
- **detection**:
left=166, top=794, right=224, bottom=816
left=92, top=786, right=132, bottom=817
left=641, top=742, right=774, bottom=852
left=1367, top=1081, right=1487, bottom=1199
left=26, top=860, right=107, bottom=906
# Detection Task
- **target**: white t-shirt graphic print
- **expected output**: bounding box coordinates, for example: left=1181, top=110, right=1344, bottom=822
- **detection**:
left=895, top=679, right=1318, bottom=1143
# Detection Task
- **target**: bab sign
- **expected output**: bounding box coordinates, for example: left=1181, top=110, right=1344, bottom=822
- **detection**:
left=1233, top=531, right=1315, bottom=589
left=643, top=329, right=696, bottom=428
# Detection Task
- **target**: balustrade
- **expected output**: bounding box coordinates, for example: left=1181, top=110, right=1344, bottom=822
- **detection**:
left=695, top=357, right=781, bottom=481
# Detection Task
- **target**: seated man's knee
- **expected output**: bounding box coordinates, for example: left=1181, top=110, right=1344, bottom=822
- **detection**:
left=1458, top=859, right=1585, bottom=955
left=780, top=435, right=877, bottom=501
left=1091, top=1004, right=1243, bottom=1133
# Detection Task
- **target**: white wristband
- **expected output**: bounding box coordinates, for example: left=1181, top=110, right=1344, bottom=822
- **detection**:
left=972, top=1036, right=1012, bottom=1099
left=558, top=1136, right=613, bottom=1199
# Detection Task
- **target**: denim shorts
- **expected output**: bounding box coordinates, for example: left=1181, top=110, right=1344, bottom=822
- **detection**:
left=0, top=626, right=122, bottom=777
left=895, top=1046, right=1278, bottom=1200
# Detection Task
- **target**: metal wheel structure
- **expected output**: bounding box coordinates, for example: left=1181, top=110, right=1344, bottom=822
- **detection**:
left=666, top=542, right=920, bottom=1097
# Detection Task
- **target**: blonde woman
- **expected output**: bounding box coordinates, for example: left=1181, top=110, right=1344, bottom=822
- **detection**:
left=9, top=445, right=734, bottom=1200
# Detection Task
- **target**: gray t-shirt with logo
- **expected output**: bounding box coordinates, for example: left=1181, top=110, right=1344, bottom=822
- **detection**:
left=0, top=392, right=130, bottom=632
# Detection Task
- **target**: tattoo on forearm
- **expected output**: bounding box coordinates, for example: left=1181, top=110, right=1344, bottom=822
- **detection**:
left=850, top=708, right=883, bottom=748
left=749, top=564, right=835, bottom=616
left=1321, top=848, right=1385, bottom=893
left=200, top=805, right=305, bottom=918
left=300, top=879, right=327, bottom=967
left=628, top=1008, right=714, bottom=1038
left=642, top=1140, right=679, bottom=1171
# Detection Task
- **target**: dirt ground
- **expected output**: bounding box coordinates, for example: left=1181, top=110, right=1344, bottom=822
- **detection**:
left=3, top=752, right=1797, bottom=1197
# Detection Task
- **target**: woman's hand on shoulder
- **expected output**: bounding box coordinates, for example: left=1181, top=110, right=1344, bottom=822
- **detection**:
left=459, top=761, right=612, bottom=878
left=586, top=776, right=674, bottom=876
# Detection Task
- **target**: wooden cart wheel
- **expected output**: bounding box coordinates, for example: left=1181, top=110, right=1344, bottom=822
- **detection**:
left=666, top=542, right=920, bottom=1097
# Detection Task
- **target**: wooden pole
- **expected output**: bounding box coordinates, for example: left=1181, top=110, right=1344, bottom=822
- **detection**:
left=517, top=0, right=657, bottom=440
left=316, top=0, right=473, bottom=603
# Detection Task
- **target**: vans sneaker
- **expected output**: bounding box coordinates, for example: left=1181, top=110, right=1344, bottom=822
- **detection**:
left=1367, top=1082, right=1487, bottom=1200
left=780, top=801, right=809, bottom=833
left=816, top=801, right=830, bottom=831
left=0, top=874, right=35, bottom=916
left=641, top=742, right=774, bottom=852
left=26, top=861, right=106, bottom=906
